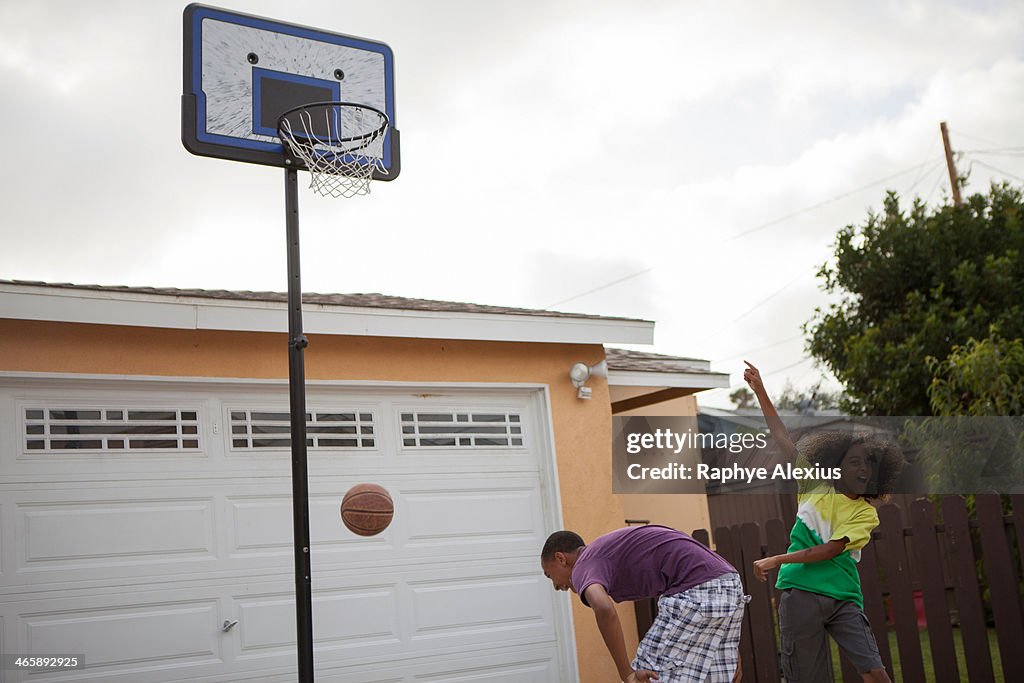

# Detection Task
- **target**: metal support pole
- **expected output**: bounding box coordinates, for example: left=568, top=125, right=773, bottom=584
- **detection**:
left=284, top=167, right=315, bottom=682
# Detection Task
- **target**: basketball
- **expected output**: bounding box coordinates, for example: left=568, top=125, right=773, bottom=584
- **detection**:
left=340, top=483, right=394, bottom=536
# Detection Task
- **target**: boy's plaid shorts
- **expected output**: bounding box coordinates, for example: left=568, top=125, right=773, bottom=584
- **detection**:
left=632, top=572, right=749, bottom=682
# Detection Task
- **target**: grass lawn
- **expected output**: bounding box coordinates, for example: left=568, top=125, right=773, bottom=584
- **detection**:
left=829, top=627, right=1004, bottom=682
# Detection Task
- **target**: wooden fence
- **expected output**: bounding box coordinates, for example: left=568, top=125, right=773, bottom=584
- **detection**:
left=635, top=495, right=1024, bottom=682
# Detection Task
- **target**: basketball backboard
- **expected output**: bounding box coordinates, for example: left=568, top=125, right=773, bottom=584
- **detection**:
left=182, top=4, right=399, bottom=179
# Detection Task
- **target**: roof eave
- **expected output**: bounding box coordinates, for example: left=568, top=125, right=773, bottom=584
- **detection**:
left=608, top=369, right=731, bottom=390
left=0, top=282, right=654, bottom=346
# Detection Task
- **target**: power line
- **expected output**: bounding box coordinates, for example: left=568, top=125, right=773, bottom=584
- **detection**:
left=717, top=356, right=816, bottom=397
left=905, top=163, right=949, bottom=206
left=900, top=159, right=946, bottom=198
left=949, top=128, right=1005, bottom=148
left=713, top=333, right=804, bottom=363
left=961, top=147, right=1024, bottom=155
left=723, top=158, right=944, bottom=242
left=539, top=154, right=952, bottom=313
left=543, top=267, right=652, bottom=309
left=793, top=362, right=820, bottom=387
left=696, top=266, right=814, bottom=345
left=900, top=138, right=942, bottom=198
left=924, top=164, right=949, bottom=205
left=761, top=356, right=814, bottom=379
left=966, top=158, right=1024, bottom=184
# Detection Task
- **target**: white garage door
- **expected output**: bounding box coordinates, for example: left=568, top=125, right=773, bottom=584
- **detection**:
left=0, top=376, right=576, bottom=682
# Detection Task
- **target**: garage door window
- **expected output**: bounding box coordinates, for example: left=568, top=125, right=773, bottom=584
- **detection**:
left=400, top=411, right=523, bottom=448
left=229, top=409, right=376, bottom=450
left=24, top=407, right=201, bottom=451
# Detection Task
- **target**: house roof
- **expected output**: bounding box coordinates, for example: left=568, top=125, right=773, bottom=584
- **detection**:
left=604, top=348, right=730, bottom=391
left=700, top=405, right=846, bottom=420
left=0, top=279, right=655, bottom=346
left=0, top=280, right=646, bottom=322
left=605, top=348, right=713, bottom=373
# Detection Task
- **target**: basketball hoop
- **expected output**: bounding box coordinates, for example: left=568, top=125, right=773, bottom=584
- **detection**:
left=277, top=102, right=390, bottom=198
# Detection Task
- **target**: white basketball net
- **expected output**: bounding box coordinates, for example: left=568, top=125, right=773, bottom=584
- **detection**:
left=278, top=104, right=389, bottom=199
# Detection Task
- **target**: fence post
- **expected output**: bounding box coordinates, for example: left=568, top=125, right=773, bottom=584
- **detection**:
left=740, top=522, right=779, bottom=683
left=1012, top=495, right=1024, bottom=590
left=942, top=496, right=995, bottom=682
left=764, top=518, right=789, bottom=611
left=715, top=526, right=755, bottom=681
left=910, top=499, right=960, bottom=683
left=858, top=539, right=894, bottom=677
left=976, top=494, right=1024, bottom=681
left=877, top=503, right=927, bottom=683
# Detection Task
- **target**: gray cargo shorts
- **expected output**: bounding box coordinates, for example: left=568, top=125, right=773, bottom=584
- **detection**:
left=778, top=587, right=884, bottom=681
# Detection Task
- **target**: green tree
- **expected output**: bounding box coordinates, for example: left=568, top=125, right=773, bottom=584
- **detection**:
left=927, top=331, right=1024, bottom=416
left=806, top=183, right=1024, bottom=416
left=729, top=387, right=755, bottom=409
left=904, top=331, right=1024, bottom=492
left=774, top=381, right=842, bottom=412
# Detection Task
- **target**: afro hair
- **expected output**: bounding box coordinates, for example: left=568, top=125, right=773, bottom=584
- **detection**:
left=796, top=431, right=906, bottom=499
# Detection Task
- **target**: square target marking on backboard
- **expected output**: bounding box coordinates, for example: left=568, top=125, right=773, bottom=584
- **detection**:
left=181, top=3, right=400, bottom=178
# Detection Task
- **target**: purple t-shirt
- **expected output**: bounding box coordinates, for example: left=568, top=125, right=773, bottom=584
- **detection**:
left=571, top=525, right=735, bottom=607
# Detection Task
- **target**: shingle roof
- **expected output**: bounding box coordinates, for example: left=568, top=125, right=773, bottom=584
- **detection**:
left=0, top=280, right=648, bottom=323
left=605, top=347, right=718, bottom=374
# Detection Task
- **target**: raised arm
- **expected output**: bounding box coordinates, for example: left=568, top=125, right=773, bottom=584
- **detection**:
left=743, top=361, right=798, bottom=463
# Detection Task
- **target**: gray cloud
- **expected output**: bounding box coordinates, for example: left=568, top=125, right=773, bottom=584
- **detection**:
left=1, top=0, right=1022, bottom=402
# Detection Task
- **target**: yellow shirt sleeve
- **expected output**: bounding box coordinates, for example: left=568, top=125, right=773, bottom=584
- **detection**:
left=830, top=498, right=878, bottom=551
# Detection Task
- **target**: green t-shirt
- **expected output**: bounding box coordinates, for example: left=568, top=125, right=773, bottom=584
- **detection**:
left=775, top=458, right=879, bottom=608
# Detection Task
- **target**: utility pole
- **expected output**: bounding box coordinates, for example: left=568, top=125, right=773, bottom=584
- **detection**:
left=940, top=121, right=962, bottom=207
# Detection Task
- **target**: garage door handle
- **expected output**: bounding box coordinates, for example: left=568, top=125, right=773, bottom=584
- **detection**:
left=222, top=619, right=239, bottom=632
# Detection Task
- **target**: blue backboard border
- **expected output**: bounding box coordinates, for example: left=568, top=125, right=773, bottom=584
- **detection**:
left=181, top=3, right=400, bottom=179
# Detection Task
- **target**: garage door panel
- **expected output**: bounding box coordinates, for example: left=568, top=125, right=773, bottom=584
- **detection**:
left=398, top=561, right=556, bottom=656
left=227, top=495, right=387, bottom=557
left=400, top=488, right=538, bottom=544
left=21, top=599, right=221, bottom=671
left=409, top=573, right=549, bottom=640
left=236, top=586, right=401, bottom=654
left=19, top=499, right=215, bottom=572
left=221, top=564, right=555, bottom=669
left=316, top=475, right=546, bottom=568
left=317, top=647, right=560, bottom=683
left=413, top=659, right=557, bottom=683
left=171, top=645, right=561, bottom=683
left=231, top=479, right=544, bottom=566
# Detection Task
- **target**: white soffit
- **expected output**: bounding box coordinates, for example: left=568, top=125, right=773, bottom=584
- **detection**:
left=607, top=370, right=730, bottom=390
left=0, top=284, right=654, bottom=346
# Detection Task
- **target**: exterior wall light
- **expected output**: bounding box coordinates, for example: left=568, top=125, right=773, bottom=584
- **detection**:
left=569, top=359, right=608, bottom=400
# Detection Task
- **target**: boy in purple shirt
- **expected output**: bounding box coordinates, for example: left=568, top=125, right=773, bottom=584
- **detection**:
left=541, top=525, right=747, bottom=682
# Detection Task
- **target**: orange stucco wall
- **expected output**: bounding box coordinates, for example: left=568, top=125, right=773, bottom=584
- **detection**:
left=0, top=318, right=635, bottom=681
left=615, top=394, right=713, bottom=535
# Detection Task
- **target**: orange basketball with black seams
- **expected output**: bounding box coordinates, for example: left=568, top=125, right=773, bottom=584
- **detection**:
left=340, top=483, right=394, bottom=536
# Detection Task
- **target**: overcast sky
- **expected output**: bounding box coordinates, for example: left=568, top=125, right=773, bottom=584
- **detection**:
left=2, top=0, right=1023, bottom=407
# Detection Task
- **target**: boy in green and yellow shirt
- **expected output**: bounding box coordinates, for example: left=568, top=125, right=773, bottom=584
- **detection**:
left=744, top=361, right=904, bottom=683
